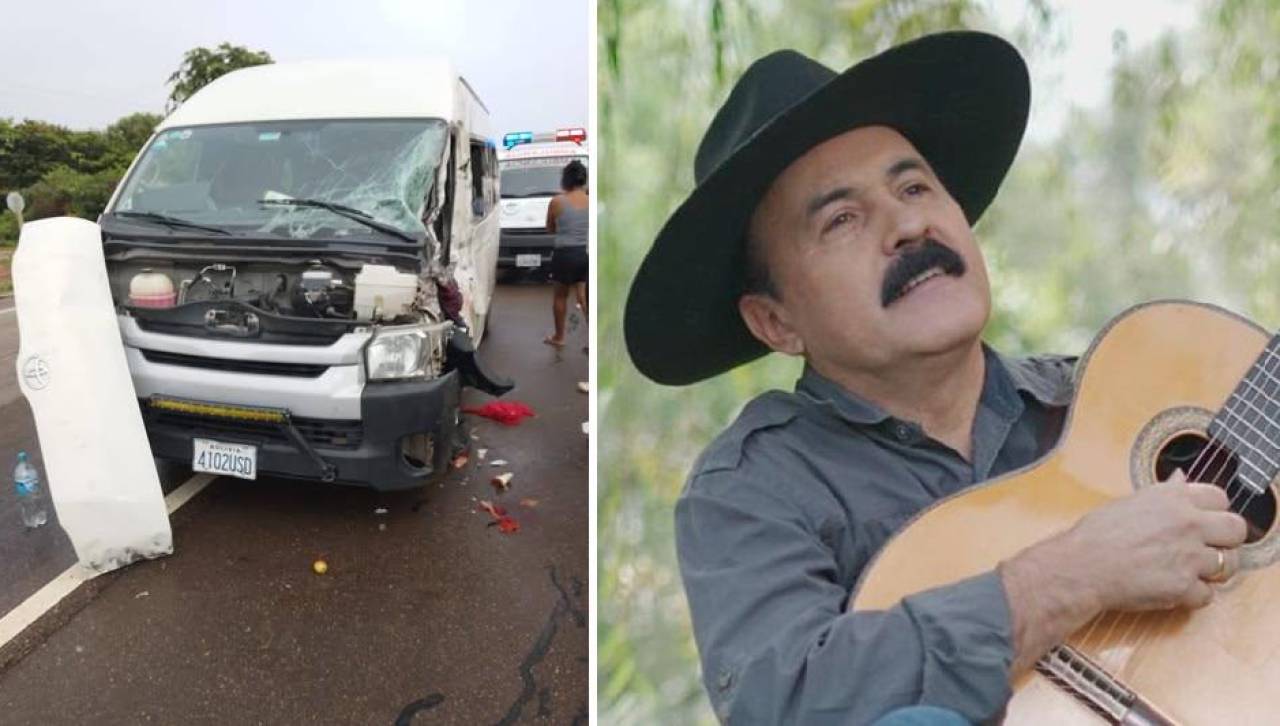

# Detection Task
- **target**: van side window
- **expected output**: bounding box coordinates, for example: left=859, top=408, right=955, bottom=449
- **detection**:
left=485, top=146, right=498, bottom=207
left=469, top=140, right=489, bottom=219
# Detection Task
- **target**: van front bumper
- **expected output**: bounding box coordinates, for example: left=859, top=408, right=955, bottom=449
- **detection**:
left=142, top=371, right=460, bottom=491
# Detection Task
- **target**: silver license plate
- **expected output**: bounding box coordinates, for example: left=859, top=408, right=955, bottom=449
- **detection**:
left=516, top=254, right=541, bottom=268
left=192, top=438, right=257, bottom=480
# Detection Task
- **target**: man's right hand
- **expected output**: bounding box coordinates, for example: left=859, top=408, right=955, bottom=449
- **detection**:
left=1000, top=469, right=1249, bottom=674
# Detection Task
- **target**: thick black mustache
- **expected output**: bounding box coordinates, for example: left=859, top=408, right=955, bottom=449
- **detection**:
left=881, top=238, right=966, bottom=307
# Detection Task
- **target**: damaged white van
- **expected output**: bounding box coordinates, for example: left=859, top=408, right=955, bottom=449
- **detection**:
left=99, top=60, right=510, bottom=490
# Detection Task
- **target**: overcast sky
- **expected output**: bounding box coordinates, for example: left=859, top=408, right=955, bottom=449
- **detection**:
left=991, top=0, right=1198, bottom=143
left=0, top=0, right=588, bottom=136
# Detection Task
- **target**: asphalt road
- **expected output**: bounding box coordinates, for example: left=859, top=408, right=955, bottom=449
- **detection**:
left=0, top=284, right=588, bottom=724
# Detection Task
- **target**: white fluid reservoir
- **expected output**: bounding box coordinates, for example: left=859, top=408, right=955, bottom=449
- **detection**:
left=128, top=269, right=176, bottom=309
left=354, top=265, right=418, bottom=321
left=12, top=217, right=173, bottom=573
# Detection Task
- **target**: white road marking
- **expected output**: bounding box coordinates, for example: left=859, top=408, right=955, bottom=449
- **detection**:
left=164, top=472, right=216, bottom=514
left=0, top=472, right=217, bottom=650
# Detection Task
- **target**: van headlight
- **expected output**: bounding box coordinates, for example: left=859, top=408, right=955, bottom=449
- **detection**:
left=365, top=322, right=450, bottom=381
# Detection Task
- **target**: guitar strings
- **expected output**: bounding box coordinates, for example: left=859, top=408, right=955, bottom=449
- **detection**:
left=1069, top=364, right=1237, bottom=666
left=1094, top=341, right=1280, bottom=678
left=1073, top=424, right=1231, bottom=674
left=1084, top=415, right=1236, bottom=676
left=1098, top=348, right=1276, bottom=676
left=1072, top=341, right=1279, bottom=674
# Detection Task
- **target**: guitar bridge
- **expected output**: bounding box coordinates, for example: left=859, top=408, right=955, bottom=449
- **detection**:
left=1036, top=645, right=1175, bottom=725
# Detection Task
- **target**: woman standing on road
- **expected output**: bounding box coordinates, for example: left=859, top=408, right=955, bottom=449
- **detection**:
left=542, top=159, right=589, bottom=348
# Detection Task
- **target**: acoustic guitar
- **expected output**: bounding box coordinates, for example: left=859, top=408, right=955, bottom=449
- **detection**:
left=851, top=300, right=1280, bottom=725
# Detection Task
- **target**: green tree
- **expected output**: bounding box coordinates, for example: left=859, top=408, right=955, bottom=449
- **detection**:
left=0, top=119, right=74, bottom=189
left=26, top=165, right=124, bottom=220
left=166, top=42, right=273, bottom=112
left=102, top=112, right=163, bottom=167
left=0, top=110, right=162, bottom=229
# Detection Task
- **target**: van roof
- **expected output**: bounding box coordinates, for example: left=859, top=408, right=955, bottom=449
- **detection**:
left=498, top=141, right=590, bottom=162
left=160, top=59, right=489, bottom=132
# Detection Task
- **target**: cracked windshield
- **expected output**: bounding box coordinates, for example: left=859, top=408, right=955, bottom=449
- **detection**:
left=113, top=118, right=447, bottom=239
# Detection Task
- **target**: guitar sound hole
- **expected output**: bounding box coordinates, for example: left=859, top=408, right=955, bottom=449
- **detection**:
left=1155, top=432, right=1276, bottom=543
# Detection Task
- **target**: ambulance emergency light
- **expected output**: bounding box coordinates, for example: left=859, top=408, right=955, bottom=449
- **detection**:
left=503, top=131, right=534, bottom=149
left=556, top=127, right=587, bottom=144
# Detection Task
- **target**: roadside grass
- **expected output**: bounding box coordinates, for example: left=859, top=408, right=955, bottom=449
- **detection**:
left=0, top=247, right=11, bottom=296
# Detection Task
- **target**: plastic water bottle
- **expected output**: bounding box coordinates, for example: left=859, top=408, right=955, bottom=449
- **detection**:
left=13, top=451, right=47, bottom=529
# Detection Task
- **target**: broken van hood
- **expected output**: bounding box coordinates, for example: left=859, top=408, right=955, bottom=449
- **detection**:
left=101, top=232, right=426, bottom=270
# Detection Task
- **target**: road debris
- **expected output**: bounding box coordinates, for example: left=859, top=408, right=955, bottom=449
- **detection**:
left=519, top=498, right=540, bottom=509
left=477, top=448, right=488, bottom=459
left=462, top=401, right=536, bottom=426
left=313, top=559, right=328, bottom=575
left=451, top=453, right=469, bottom=469
left=491, top=472, right=513, bottom=492
left=478, top=500, right=520, bottom=534
left=374, top=507, right=388, bottom=515
left=134, top=590, right=150, bottom=599
left=490, top=459, right=509, bottom=467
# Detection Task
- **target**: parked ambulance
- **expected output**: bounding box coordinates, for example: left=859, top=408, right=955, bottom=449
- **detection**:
left=496, top=128, right=588, bottom=272
left=98, top=59, right=508, bottom=491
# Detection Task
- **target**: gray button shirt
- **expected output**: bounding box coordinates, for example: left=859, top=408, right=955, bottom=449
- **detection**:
left=675, top=346, right=1077, bottom=724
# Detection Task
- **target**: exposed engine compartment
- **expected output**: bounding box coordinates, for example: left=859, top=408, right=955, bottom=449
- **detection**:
left=106, top=256, right=431, bottom=325
left=100, top=241, right=513, bottom=396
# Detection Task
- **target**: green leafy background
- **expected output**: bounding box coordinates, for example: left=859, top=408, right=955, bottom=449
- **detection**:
left=598, top=1, right=1280, bottom=722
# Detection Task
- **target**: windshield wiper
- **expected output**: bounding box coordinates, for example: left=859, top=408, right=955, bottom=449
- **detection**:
left=111, top=211, right=232, bottom=236
left=258, top=198, right=417, bottom=244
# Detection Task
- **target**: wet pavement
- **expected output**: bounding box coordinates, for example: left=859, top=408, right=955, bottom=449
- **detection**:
left=0, top=295, right=81, bottom=619
left=0, top=284, right=589, bottom=724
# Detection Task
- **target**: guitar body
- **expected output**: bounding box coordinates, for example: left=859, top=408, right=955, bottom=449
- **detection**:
left=851, top=300, right=1280, bottom=725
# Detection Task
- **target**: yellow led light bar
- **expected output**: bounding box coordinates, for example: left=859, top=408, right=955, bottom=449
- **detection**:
left=148, top=396, right=287, bottom=423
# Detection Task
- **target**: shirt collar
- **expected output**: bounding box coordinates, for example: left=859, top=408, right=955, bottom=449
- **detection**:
left=795, top=364, right=891, bottom=426
left=795, top=344, right=1066, bottom=429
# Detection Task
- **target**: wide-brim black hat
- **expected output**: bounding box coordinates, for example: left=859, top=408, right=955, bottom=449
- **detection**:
left=624, top=31, right=1030, bottom=385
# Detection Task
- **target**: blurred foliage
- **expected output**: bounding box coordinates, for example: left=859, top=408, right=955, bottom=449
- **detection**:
left=0, top=112, right=163, bottom=243
left=0, top=213, right=15, bottom=248
left=166, top=42, right=273, bottom=112
left=599, top=0, right=1280, bottom=722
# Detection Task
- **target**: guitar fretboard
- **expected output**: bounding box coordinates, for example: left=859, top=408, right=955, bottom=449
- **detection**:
left=1207, top=334, right=1280, bottom=494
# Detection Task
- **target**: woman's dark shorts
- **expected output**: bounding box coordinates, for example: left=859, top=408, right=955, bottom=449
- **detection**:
left=550, top=246, right=588, bottom=284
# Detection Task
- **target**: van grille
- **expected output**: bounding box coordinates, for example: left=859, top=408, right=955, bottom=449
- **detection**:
left=144, top=404, right=363, bottom=449
left=140, top=349, right=330, bottom=378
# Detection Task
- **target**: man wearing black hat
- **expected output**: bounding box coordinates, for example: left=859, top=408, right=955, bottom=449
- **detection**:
left=623, top=32, right=1247, bottom=724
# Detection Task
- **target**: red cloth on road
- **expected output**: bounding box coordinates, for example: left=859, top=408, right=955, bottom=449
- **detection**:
left=462, top=401, right=536, bottom=426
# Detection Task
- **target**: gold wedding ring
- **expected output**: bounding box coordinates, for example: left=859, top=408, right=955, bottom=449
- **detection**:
left=1208, top=548, right=1230, bottom=583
